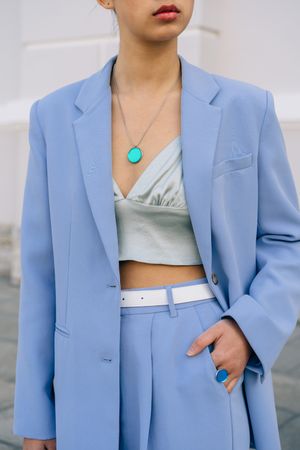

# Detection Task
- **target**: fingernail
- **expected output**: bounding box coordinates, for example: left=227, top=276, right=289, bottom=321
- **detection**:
left=186, top=346, right=196, bottom=356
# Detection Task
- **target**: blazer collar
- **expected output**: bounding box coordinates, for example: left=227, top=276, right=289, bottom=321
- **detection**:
left=74, top=53, right=220, bottom=112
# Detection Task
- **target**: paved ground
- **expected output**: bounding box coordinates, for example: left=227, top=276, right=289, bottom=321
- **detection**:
left=0, top=274, right=299, bottom=449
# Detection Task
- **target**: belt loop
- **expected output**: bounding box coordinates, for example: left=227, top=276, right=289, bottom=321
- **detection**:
left=166, top=285, right=178, bottom=318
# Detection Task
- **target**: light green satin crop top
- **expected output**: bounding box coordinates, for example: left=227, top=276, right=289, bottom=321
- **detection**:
left=113, top=135, right=202, bottom=265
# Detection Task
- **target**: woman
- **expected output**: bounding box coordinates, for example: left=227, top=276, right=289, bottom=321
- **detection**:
left=13, top=1, right=300, bottom=450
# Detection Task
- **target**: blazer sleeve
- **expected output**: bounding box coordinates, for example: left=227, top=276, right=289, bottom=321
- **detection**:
left=12, top=99, right=56, bottom=439
left=220, top=90, right=300, bottom=383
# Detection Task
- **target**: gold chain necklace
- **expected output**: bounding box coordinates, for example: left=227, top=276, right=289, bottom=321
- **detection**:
left=111, top=59, right=181, bottom=164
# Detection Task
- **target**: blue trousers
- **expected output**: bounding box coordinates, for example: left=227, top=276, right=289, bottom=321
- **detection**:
left=119, top=276, right=251, bottom=450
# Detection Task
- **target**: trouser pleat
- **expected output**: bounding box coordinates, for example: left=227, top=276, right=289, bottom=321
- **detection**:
left=119, top=313, right=154, bottom=450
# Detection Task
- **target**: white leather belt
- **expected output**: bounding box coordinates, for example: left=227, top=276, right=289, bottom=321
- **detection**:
left=120, top=282, right=215, bottom=307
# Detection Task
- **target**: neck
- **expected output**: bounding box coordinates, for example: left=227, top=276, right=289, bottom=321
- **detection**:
left=111, top=45, right=181, bottom=97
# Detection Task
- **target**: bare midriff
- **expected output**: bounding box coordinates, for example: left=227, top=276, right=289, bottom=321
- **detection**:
left=119, top=261, right=206, bottom=289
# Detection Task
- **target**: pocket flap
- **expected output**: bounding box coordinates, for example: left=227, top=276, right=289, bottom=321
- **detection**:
left=213, top=152, right=253, bottom=179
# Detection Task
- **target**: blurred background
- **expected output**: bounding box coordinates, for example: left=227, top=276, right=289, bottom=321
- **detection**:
left=0, top=1, right=299, bottom=448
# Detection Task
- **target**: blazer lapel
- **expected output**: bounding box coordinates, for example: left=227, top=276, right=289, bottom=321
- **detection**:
left=180, top=62, right=222, bottom=280
left=72, top=53, right=221, bottom=286
left=72, top=59, right=119, bottom=283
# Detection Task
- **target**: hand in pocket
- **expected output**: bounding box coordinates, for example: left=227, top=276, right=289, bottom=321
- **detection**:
left=186, top=317, right=251, bottom=393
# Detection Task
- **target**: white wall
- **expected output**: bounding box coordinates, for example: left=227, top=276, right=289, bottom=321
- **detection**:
left=201, top=0, right=300, bottom=93
left=0, top=0, right=20, bottom=224
left=0, top=0, right=20, bottom=102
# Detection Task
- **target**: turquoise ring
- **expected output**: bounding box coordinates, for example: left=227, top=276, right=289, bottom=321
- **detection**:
left=216, top=368, right=229, bottom=383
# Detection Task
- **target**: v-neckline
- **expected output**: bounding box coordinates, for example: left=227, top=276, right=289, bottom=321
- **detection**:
left=113, top=135, right=181, bottom=200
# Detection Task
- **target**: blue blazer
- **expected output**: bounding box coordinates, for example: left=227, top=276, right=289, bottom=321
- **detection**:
left=13, top=53, right=300, bottom=450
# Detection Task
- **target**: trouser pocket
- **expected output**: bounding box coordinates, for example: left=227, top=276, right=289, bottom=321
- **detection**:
left=191, top=299, right=250, bottom=449
left=192, top=299, right=245, bottom=394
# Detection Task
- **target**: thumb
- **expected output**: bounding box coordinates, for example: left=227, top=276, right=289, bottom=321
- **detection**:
left=186, top=326, right=217, bottom=356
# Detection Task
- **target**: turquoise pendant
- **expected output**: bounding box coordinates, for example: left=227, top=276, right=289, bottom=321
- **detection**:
left=127, top=146, right=143, bottom=164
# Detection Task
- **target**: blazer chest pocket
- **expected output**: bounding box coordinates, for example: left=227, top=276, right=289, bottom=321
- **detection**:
left=212, top=152, right=253, bottom=179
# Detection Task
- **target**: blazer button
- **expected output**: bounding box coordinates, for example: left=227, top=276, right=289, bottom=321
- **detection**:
left=101, top=356, right=113, bottom=363
left=211, top=272, right=218, bottom=285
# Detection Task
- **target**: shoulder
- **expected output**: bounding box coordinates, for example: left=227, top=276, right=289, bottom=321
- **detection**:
left=207, top=69, right=269, bottom=126
left=211, top=69, right=267, bottom=104
left=185, top=58, right=269, bottom=125
left=207, top=68, right=266, bottom=101
left=33, top=75, right=88, bottom=117
left=29, top=69, right=102, bottom=130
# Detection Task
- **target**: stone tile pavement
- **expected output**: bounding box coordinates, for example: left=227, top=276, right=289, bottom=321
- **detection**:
left=0, top=274, right=299, bottom=449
